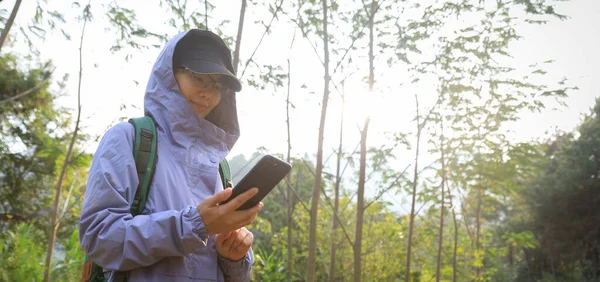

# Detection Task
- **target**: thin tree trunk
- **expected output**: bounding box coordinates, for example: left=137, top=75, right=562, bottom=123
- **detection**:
left=306, top=0, right=330, bottom=280
left=354, top=2, right=376, bottom=281
left=448, top=183, right=459, bottom=282
left=43, top=6, right=89, bottom=281
left=0, top=0, right=22, bottom=52
left=508, top=244, right=513, bottom=278
left=329, top=81, right=344, bottom=282
left=452, top=204, right=458, bottom=282
left=354, top=118, right=368, bottom=282
left=286, top=30, right=296, bottom=282
left=405, top=94, right=422, bottom=282
left=435, top=121, right=447, bottom=282
left=232, top=0, right=247, bottom=73
left=475, top=188, right=482, bottom=281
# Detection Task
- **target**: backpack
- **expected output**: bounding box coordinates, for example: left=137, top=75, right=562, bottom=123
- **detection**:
left=81, top=116, right=232, bottom=282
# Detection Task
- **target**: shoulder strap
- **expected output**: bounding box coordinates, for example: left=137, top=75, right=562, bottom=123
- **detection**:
left=219, top=159, right=232, bottom=189
left=128, top=116, right=158, bottom=217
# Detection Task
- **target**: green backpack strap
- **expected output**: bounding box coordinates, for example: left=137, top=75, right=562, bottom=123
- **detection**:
left=219, top=159, right=233, bottom=189
left=128, top=116, right=158, bottom=216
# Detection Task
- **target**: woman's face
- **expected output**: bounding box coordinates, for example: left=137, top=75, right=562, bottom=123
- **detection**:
left=174, top=69, right=227, bottom=118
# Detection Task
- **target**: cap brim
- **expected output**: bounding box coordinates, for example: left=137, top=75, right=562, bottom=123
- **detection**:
left=182, top=59, right=242, bottom=92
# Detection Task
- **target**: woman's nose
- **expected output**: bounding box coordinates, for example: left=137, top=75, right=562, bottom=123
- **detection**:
left=197, top=88, right=213, bottom=98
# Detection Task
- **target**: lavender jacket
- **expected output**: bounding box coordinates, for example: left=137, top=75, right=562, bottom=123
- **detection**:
left=79, top=29, right=252, bottom=282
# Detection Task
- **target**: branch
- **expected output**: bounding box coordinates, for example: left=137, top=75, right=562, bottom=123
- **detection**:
left=340, top=140, right=361, bottom=178
left=204, top=0, right=208, bottom=28
left=455, top=183, right=475, bottom=243
left=239, top=0, right=285, bottom=79
left=319, top=183, right=354, bottom=248
left=363, top=164, right=411, bottom=211
left=360, top=0, right=371, bottom=19
left=0, top=213, right=31, bottom=222
left=291, top=0, right=323, bottom=66
left=419, top=92, right=443, bottom=130
left=414, top=201, right=427, bottom=217
left=329, top=0, right=386, bottom=78
left=283, top=177, right=310, bottom=213
left=301, top=159, right=354, bottom=247
left=57, top=175, right=80, bottom=224
left=0, top=75, right=53, bottom=105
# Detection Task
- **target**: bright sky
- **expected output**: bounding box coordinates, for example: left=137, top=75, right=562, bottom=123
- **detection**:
left=3, top=0, right=599, bottom=212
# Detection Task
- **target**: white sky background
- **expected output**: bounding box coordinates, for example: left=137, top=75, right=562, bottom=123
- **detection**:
left=3, top=0, right=599, bottom=213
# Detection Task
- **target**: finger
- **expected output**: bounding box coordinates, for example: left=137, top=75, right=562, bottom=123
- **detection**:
left=203, top=188, right=233, bottom=207
left=233, top=202, right=263, bottom=227
left=221, top=229, right=238, bottom=246
left=225, top=230, right=239, bottom=252
left=232, top=230, right=251, bottom=250
left=215, top=231, right=233, bottom=246
left=243, top=232, right=253, bottom=248
left=220, top=188, right=259, bottom=213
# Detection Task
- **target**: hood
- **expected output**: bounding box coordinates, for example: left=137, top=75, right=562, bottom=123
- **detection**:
left=143, top=29, right=240, bottom=155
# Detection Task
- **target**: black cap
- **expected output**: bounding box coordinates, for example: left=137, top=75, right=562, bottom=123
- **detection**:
left=173, top=29, right=242, bottom=92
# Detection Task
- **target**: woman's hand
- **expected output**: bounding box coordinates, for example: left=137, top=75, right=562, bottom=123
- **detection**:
left=196, top=187, right=263, bottom=235
left=215, top=227, right=254, bottom=261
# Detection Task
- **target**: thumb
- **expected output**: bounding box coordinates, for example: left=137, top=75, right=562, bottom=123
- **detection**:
left=205, top=188, right=233, bottom=206
left=215, top=233, right=227, bottom=246
left=216, top=230, right=234, bottom=245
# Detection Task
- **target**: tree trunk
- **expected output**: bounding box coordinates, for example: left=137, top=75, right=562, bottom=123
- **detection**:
left=0, top=0, right=22, bottom=52
left=354, top=119, right=368, bottom=282
left=329, top=82, right=344, bottom=281
left=232, top=0, right=247, bottom=73
left=475, top=188, right=482, bottom=281
left=452, top=208, right=458, bottom=282
left=405, top=94, right=422, bottom=282
left=43, top=9, right=88, bottom=281
left=286, top=30, right=296, bottom=282
left=306, top=0, right=330, bottom=280
left=435, top=121, right=446, bottom=282
left=451, top=187, right=459, bottom=282
left=354, top=2, right=376, bottom=281
left=508, top=244, right=513, bottom=278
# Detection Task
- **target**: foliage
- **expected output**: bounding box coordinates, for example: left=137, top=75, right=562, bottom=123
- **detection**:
left=0, top=223, right=46, bottom=282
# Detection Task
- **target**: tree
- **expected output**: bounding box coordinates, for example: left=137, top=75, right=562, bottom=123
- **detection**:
left=0, top=55, right=61, bottom=231
left=401, top=0, right=573, bottom=279
left=435, top=119, right=447, bottom=282
left=354, top=0, right=379, bottom=280
left=306, top=0, right=331, bottom=279
left=514, top=98, right=600, bottom=281
left=43, top=3, right=91, bottom=281
left=285, top=30, right=297, bottom=282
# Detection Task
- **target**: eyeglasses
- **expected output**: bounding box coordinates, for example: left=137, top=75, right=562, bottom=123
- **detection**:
left=175, top=67, right=230, bottom=95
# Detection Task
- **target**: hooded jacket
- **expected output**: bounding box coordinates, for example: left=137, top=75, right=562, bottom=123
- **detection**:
left=79, top=29, right=252, bottom=282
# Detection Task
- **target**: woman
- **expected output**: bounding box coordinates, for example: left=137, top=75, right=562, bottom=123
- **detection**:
left=79, top=29, right=262, bottom=282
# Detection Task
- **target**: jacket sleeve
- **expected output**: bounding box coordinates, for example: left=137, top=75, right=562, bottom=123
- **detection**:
left=218, top=248, right=254, bottom=282
left=79, top=122, right=209, bottom=271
